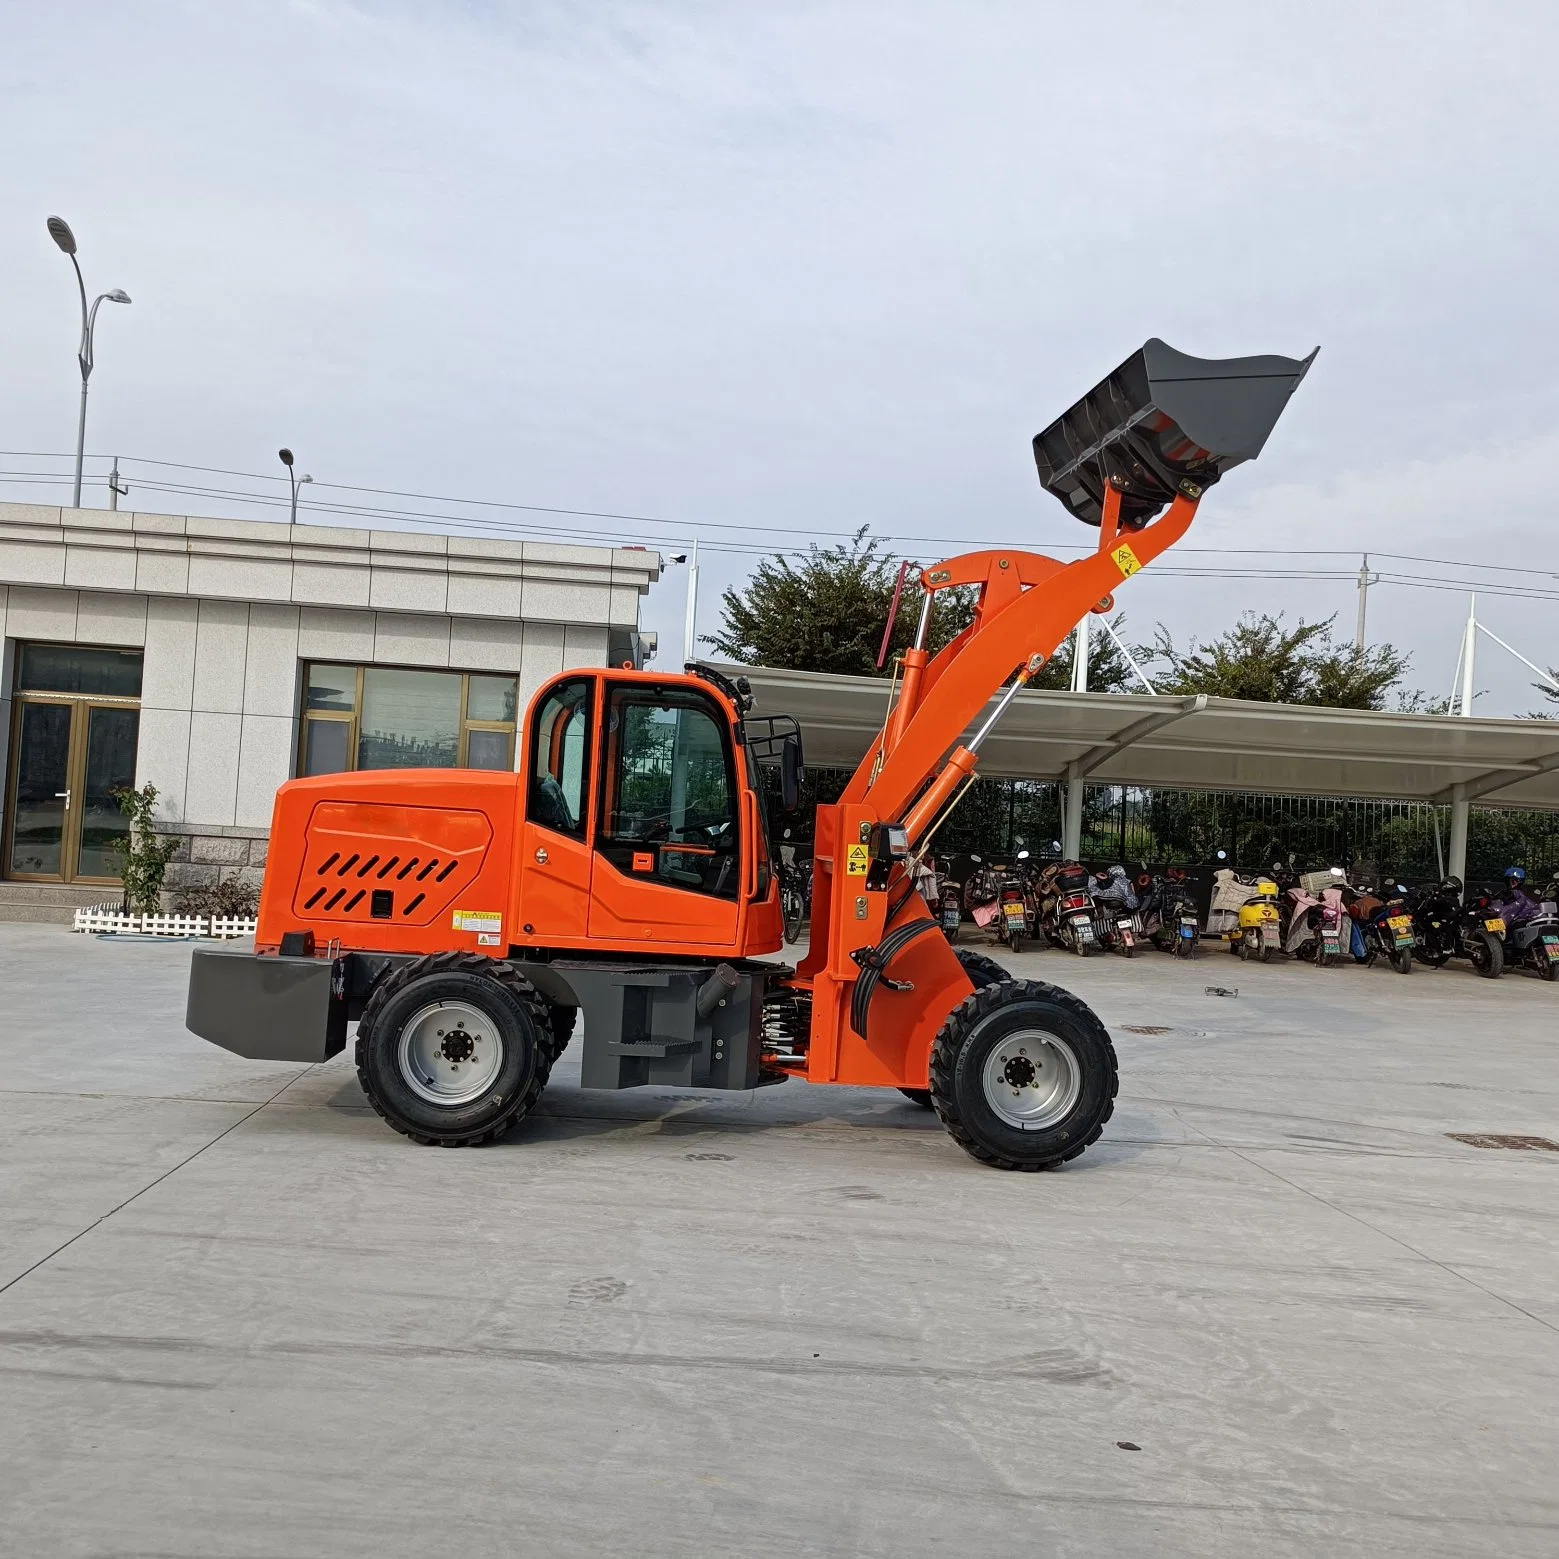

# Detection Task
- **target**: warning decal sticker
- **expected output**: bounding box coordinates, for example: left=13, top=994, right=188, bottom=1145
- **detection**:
left=1111, top=543, right=1142, bottom=578
left=453, top=910, right=502, bottom=935
left=846, top=843, right=870, bottom=875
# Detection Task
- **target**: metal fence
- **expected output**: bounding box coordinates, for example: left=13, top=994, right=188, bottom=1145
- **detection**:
left=791, top=768, right=1559, bottom=885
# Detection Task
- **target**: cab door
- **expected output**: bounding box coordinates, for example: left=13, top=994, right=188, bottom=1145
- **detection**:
left=516, top=676, right=596, bottom=945
left=587, top=683, right=741, bottom=950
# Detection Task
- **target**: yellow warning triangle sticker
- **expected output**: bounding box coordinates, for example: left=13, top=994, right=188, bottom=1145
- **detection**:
left=1111, top=542, right=1142, bottom=578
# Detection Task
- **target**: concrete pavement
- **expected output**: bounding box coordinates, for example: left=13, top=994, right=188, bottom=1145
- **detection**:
left=1, top=922, right=1556, bottom=1557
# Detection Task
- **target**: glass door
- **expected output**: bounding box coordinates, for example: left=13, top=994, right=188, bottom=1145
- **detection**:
left=77, top=706, right=140, bottom=879
left=6, top=702, right=73, bottom=878
left=5, top=699, right=140, bottom=883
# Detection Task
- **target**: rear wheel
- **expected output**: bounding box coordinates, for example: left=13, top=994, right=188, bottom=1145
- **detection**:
left=355, top=953, right=558, bottom=1146
left=1391, top=947, right=1414, bottom=975
left=1539, top=956, right=1557, bottom=983
left=929, top=980, right=1118, bottom=1171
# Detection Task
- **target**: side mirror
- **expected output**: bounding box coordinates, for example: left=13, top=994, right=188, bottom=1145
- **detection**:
left=779, top=732, right=803, bottom=813
left=1017, top=849, right=1030, bottom=860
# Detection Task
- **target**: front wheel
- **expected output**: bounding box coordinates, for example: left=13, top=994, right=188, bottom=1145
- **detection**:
left=1468, top=932, right=1504, bottom=979
left=929, top=979, right=1118, bottom=1171
left=355, top=953, right=556, bottom=1146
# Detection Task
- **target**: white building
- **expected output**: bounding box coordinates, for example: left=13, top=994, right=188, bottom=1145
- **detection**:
left=0, top=501, right=658, bottom=915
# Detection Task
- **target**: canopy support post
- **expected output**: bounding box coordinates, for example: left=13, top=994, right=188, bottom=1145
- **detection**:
left=1447, top=786, right=1469, bottom=887
left=1063, top=761, right=1085, bottom=861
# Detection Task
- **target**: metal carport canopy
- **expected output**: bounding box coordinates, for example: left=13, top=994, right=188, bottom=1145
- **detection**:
left=727, top=664, right=1559, bottom=811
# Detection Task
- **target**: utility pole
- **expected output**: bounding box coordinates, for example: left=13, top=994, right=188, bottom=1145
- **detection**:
left=108, top=458, right=128, bottom=511
left=46, top=216, right=131, bottom=509
left=682, top=537, right=701, bottom=665
left=1448, top=593, right=1476, bottom=887
left=1355, top=553, right=1370, bottom=650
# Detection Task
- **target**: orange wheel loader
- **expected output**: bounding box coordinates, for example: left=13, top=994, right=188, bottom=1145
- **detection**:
left=186, top=339, right=1312, bottom=1169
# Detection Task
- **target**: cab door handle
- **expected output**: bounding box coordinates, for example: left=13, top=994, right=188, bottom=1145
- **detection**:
left=534, top=848, right=549, bottom=865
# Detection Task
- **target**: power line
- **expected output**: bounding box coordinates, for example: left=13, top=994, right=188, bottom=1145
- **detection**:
left=1, top=452, right=1556, bottom=588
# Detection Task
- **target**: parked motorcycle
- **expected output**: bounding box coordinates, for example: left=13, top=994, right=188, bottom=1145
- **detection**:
left=938, top=875, right=964, bottom=941
left=1353, top=881, right=1418, bottom=974
left=1137, top=869, right=1201, bottom=958
left=1042, top=861, right=1099, bottom=956
left=1450, top=877, right=1507, bottom=978
left=1490, top=867, right=1559, bottom=982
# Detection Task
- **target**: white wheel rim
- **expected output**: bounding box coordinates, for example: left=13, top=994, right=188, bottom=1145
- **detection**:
left=981, top=1028, right=1082, bottom=1131
left=396, top=1000, right=503, bottom=1106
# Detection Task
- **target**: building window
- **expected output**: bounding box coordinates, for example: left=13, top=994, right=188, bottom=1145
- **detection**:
left=299, top=664, right=519, bottom=777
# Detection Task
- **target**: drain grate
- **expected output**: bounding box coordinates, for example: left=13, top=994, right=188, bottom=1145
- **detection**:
left=1446, top=1133, right=1559, bottom=1152
left=1123, top=1025, right=1172, bottom=1035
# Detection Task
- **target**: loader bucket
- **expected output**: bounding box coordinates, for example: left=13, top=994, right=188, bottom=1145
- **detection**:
left=1033, top=338, right=1316, bottom=527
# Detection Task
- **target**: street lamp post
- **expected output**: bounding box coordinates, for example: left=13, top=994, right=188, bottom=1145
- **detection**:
left=278, top=448, right=313, bottom=525
left=47, top=217, right=131, bottom=508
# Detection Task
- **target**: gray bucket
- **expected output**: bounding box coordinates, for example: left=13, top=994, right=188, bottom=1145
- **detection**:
left=1033, top=339, right=1316, bottom=527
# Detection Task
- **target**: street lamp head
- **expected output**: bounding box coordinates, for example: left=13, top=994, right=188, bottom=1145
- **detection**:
left=278, top=448, right=294, bottom=468
left=667, top=553, right=688, bottom=565
left=47, top=216, right=77, bottom=255
left=300, top=474, right=314, bottom=485
left=105, top=289, right=131, bottom=305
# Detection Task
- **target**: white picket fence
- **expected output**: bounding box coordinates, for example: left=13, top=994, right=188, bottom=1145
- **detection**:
left=72, top=904, right=258, bottom=939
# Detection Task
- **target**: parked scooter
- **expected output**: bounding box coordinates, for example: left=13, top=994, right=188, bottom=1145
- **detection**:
left=1281, top=867, right=1348, bottom=966
left=938, top=874, right=963, bottom=941
left=1042, top=861, right=1099, bottom=956
left=995, top=851, right=1036, bottom=954
left=1232, top=873, right=1283, bottom=963
left=1490, top=867, right=1559, bottom=982
left=1092, top=865, right=1142, bottom=958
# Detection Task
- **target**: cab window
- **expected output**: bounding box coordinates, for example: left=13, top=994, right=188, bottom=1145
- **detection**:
left=528, top=679, right=591, bottom=837
left=599, top=688, right=738, bottom=897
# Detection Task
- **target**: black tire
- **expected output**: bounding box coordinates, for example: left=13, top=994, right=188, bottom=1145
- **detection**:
left=1468, top=932, right=1504, bottom=979
left=1415, top=947, right=1450, bottom=968
left=955, top=947, right=1012, bottom=987
left=547, top=1001, right=578, bottom=1054
left=929, top=979, right=1118, bottom=1171
left=1259, top=944, right=1274, bottom=964
left=355, top=952, right=557, bottom=1146
left=781, top=883, right=804, bottom=946
left=1539, top=956, right=1557, bottom=983
left=1391, top=947, right=1414, bottom=975
left=1237, top=937, right=1252, bottom=961
left=897, top=949, right=1010, bottom=1110
left=1231, top=937, right=1244, bottom=958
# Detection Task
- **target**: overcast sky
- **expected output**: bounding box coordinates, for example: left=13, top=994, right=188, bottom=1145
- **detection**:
left=3, top=1, right=1557, bottom=714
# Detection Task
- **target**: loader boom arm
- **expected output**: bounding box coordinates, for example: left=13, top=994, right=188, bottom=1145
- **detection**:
left=849, top=480, right=1199, bottom=825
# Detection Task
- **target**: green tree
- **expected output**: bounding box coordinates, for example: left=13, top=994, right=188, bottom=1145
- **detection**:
left=708, top=528, right=975, bottom=676
left=1148, top=612, right=1411, bottom=709
left=709, top=528, right=1145, bottom=688
left=110, top=783, right=180, bottom=914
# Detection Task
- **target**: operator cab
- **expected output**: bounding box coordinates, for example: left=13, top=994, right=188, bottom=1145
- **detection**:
left=521, top=666, right=796, bottom=954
